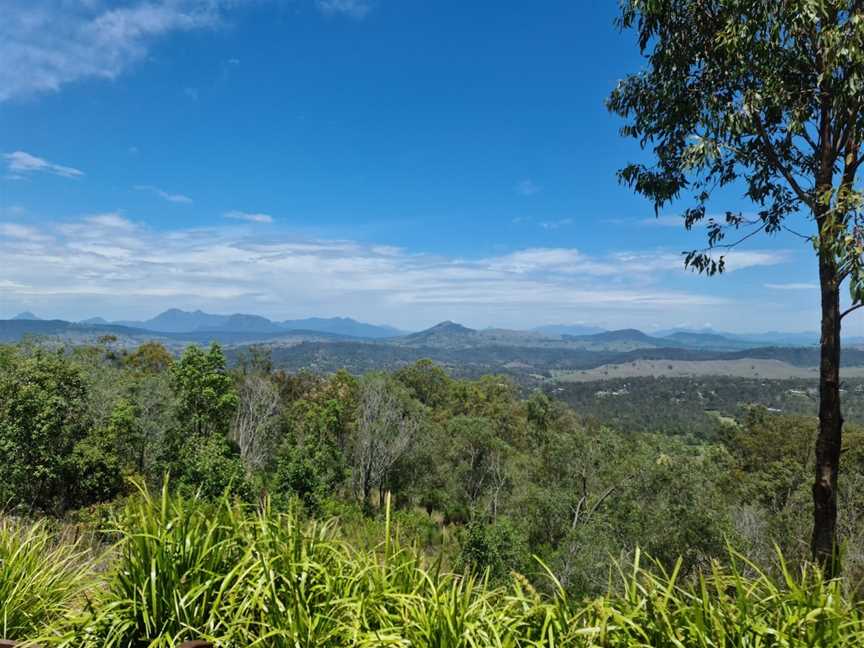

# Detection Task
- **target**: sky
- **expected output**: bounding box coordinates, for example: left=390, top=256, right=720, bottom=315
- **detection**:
left=0, top=0, right=837, bottom=333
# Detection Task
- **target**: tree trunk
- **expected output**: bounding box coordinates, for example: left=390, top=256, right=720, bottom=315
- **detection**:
left=812, top=250, right=843, bottom=575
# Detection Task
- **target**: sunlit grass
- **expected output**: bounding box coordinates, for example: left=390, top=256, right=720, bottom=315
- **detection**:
left=0, top=518, right=92, bottom=641
left=16, top=484, right=864, bottom=647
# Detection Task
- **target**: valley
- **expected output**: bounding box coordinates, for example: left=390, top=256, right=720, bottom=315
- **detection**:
left=5, top=309, right=861, bottom=385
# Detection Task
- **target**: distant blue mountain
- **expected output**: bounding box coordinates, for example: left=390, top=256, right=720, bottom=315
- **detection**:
left=574, top=328, right=657, bottom=343
left=112, top=309, right=403, bottom=339
left=198, top=313, right=284, bottom=334
left=115, top=308, right=227, bottom=333
left=12, top=311, right=40, bottom=320
left=532, top=323, right=607, bottom=336
left=281, top=316, right=403, bottom=339
left=655, top=327, right=819, bottom=347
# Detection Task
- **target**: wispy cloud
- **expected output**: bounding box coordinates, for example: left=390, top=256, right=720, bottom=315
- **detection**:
left=765, top=282, right=817, bottom=290
left=0, top=1, right=239, bottom=102
left=4, top=151, right=83, bottom=178
left=225, top=210, right=274, bottom=224
left=183, top=86, right=199, bottom=100
left=0, top=223, right=50, bottom=242
left=515, top=179, right=541, bottom=196
left=315, top=0, right=375, bottom=19
left=488, top=248, right=788, bottom=277
left=135, top=184, right=193, bottom=204
left=0, top=217, right=741, bottom=325
left=540, top=218, right=573, bottom=230
left=83, top=212, right=136, bottom=229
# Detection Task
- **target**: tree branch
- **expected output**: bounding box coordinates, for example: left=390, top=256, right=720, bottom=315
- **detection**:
left=752, top=112, right=814, bottom=207
left=841, top=303, right=864, bottom=320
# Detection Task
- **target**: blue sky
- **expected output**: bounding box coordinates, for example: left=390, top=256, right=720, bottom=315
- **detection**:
left=0, top=0, right=831, bottom=332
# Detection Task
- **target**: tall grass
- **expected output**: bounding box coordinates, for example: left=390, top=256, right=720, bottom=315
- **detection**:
left=16, top=486, right=864, bottom=647
left=0, top=518, right=91, bottom=641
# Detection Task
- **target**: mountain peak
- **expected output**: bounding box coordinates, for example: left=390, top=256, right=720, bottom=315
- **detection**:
left=427, top=321, right=475, bottom=334
left=12, top=311, right=40, bottom=320
left=397, top=321, right=477, bottom=347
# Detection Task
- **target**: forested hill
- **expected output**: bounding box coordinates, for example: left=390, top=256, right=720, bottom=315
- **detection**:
left=251, top=340, right=864, bottom=378
left=6, top=315, right=864, bottom=380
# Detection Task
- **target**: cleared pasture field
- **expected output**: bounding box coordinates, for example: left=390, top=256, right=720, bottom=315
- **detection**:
left=552, top=358, right=864, bottom=382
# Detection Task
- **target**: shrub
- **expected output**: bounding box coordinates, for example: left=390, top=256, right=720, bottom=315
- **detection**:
left=0, top=518, right=92, bottom=640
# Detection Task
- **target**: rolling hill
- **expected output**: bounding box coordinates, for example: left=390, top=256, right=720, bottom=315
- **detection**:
left=3, top=314, right=860, bottom=382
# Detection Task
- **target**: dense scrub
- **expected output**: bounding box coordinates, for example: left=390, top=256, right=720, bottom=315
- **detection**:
left=549, top=376, right=864, bottom=439
left=3, top=340, right=864, bottom=595
left=5, top=486, right=864, bottom=647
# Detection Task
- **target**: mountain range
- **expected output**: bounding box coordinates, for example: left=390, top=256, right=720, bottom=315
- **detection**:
left=0, top=309, right=831, bottom=349
left=8, top=309, right=864, bottom=380
left=9, top=309, right=402, bottom=339
left=111, top=309, right=404, bottom=338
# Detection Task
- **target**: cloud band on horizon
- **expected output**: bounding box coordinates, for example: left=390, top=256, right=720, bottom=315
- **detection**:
left=0, top=212, right=793, bottom=328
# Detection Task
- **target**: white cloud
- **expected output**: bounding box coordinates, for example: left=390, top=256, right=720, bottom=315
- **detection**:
left=0, top=223, right=51, bottom=242
left=4, top=151, right=83, bottom=178
left=135, top=184, right=193, bottom=204
left=0, top=1, right=239, bottom=102
left=316, top=0, right=374, bottom=19
left=721, top=250, right=791, bottom=271
left=487, top=247, right=789, bottom=278
left=540, top=218, right=573, bottom=230
left=0, top=214, right=803, bottom=326
left=515, top=179, right=541, bottom=196
left=765, top=282, right=817, bottom=290
left=0, top=217, right=737, bottom=322
left=225, top=210, right=274, bottom=224
left=83, top=212, right=135, bottom=229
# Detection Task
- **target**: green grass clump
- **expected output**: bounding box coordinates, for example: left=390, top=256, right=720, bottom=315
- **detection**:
left=0, top=518, right=91, bottom=641
left=17, top=486, right=864, bottom=647
left=547, top=551, right=864, bottom=647
left=48, top=482, right=249, bottom=647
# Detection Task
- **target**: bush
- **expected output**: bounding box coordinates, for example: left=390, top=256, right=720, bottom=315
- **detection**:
left=175, top=435, right=253, bottom=502
left=20, top=487, right=864, bottom=647
left=0, top=518, right=92, bottom=640
left=456, top=517, right=529, bottom=582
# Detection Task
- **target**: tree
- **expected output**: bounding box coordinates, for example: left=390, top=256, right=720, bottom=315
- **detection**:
left=175, top=434, right=252, bottom=502
left=447, top=416, right=511, bottom=520
left=609, top=0, right=864, bottom=573
left=351, top=374, right=420, bottom=511
left=125, top=341, right=173, bottom=373
left=456, top=518, right=529, bottom=582
left=0, top=350, right=106, bottom=513
left=172, top=344, right=238, bottom=438
left=395, top=359, right=453, bottom=409
left=231, top=372, right=280, bottom=470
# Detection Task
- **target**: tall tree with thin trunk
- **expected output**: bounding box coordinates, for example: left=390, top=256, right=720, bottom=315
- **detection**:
left=609, top=0, right=864, bottom=575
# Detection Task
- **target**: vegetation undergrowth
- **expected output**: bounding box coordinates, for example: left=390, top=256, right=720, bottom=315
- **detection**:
left=4, top=483, right=860, bottom=647
left=0, top=518, right=92, bottom=641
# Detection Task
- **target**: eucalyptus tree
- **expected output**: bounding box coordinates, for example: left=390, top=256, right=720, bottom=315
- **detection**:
left=609, top=0, right=864, bottom=572
left=352, top=374, right=421, bottom=510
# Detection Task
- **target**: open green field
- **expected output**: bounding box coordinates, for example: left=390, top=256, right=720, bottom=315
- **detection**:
left=552, top=359, right=864, bottom=382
